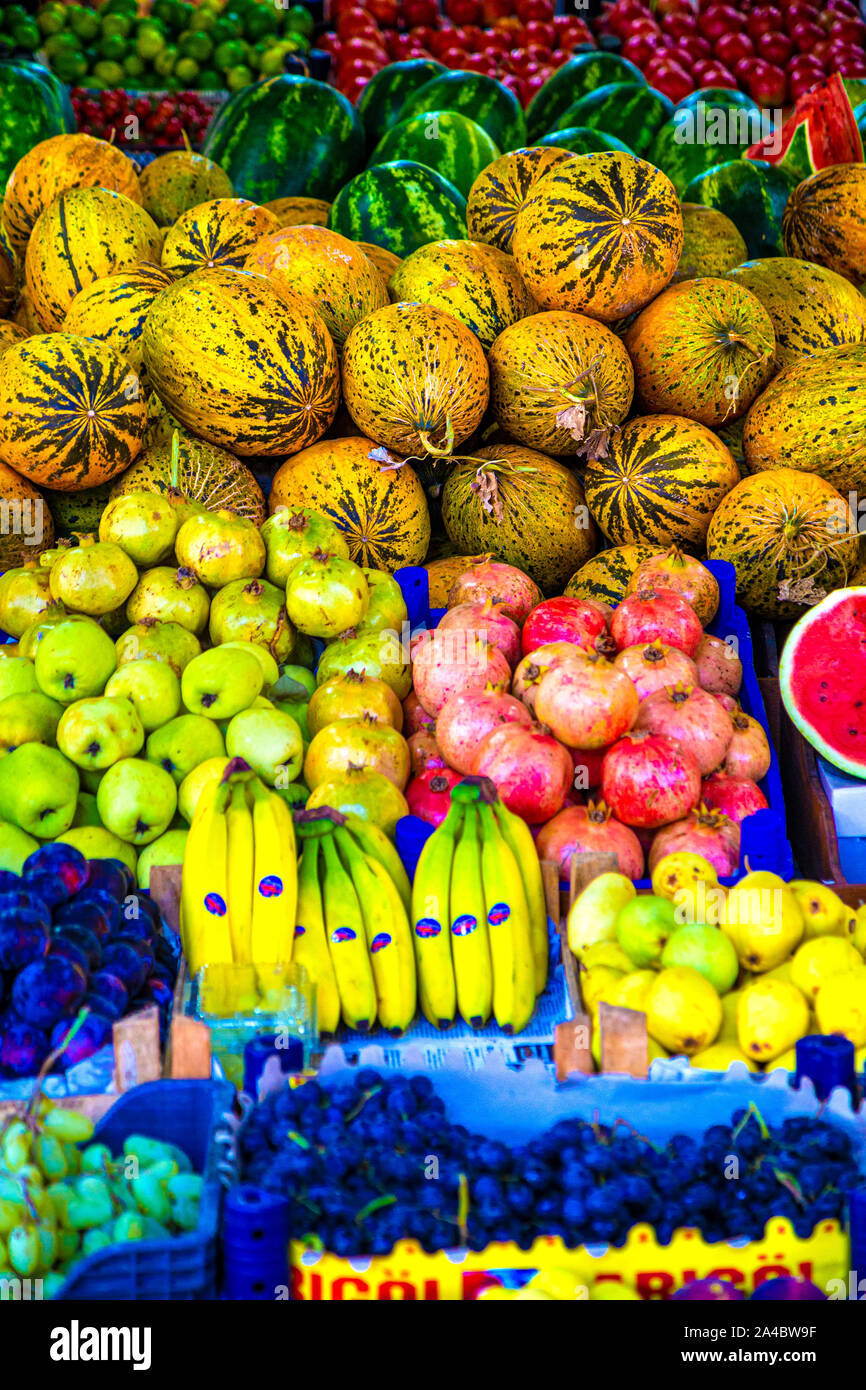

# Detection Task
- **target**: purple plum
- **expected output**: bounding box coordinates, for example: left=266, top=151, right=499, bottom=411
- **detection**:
left=48, top=939, right=91, bottom=976
left=23, top=843, right=88, bottom=895
left=53, top=924, right=102, bottom=972
left=150, top=962, right=177, bottom=989
left=102, top=940, right=153, bottom=997
left=51, top=898, right=111, bottom=942
left=674, top=1279, right=746, bottom=1300
left=0, top=1021, right=50, bottom=1077
left=49, top=1011, right=112, bottom=1068
left=84, top=858, right=133, bottom=899
left=24, top=872, right=72, bottom=910
left=0, top=911, right=49, bottom=970
left=83, top=993, right=119, bottom=1022
left=139, top=978, right=173, bottom=1011
left=0, top=870, right=21, bottom=892
left=11, top=957, right=87, bottom=1029
left=88, top=970, right=128, bottom=1019
left=127, top=894, right=162, bottom=931
left=751, top=1277, right=826, bottom=1301
left=112, top=913, right=155, bottom=946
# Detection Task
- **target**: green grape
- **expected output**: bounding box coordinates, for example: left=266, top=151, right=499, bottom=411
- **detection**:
left=162, top=1143, right=193, bottom=1175
left=130, top=1174, right=171, bottom=1223
left=43, top=1109, right=94, bottom=1144
left=8, top=1224, right=40, bottom=1276
left=57, top=1228, right=80, bottom=1262
left=0, top=1236, right=6, bottom=1266
left=123, top=1136, right=175, bottom=1169
left=36, top=1223, right=57, bottom=1271
left=28, top=1188, right=56, bottom=1226
left=0, top=1176, right=20, bottom=1201
left=2, top=1122, right=32, bottom=1172
left=145, top=1159, right=179, bottom=1182
left=66, top=1178, right=113, bottom=1230
left=171, top=1196, right=200, bottom=1232
left=110, top=1182, right=137, bottom=1213
left=62, top=1143, right=82, bottom=1176
left=113, top=1212, right=146, bottom=1242
left=46, top=1183, right=74, bottom=1228
left=141, top=1218, right=170, bottom=1239
left=35, top=1134, right=68, bottom=1182
left=80, top=1144, right=112, bottom=1176
left=167, top=1174, right=203, bottom=1202
left=82, top=1227, right=113, bottom=1257
left=0, top=1198, right=25, bottom=1236
left=15, top=1165, right=43, bottom=1188
left=41, top=1271, right=67, bottom=1300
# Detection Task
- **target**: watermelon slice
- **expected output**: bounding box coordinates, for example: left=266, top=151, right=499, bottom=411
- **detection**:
left=745, top=73, right=863, bottom=186
left=779, top=587, right=866, bottom=780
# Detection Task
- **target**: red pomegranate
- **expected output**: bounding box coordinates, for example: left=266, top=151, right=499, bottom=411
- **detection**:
left=613, top=639, right=699, bottom=701
left=610, top=588, right=703, bottom=657
left=411, top=628, right=511, bottom=714
left=436, top=600, right=522, bottom=669
left=403, top=690, right=436, bottom=736
left=447, top=560, right=542, bottom=622
left=521, top=596, right=612, bottom=657
left=724, top=711, right=772, bottom=780
left=570, top=744, right=607, bottom=790
left=701, top=772, right=768, bottom=823
left=535, top=655, right=638, bottom=749
left=713, top=692, right=739, bottom=714
left=633, top=683, right=733, bottom=775
left=694, top=633, right=743, bottom=696
left=648, top=806, right=741, bottom=877
left=626, top=547, right=720, bottom=624
left=535, top=802, right=645, bottom=880
left=601, top=731, right=702, bottom=828
left=471, top=724, right=573, bottom=823
left=436, top=688, right=532, bottom=774
left=512, top=641, right=582, bottom=714
left=406, top=767, right=463, bottom=826
left=408, top=730, right=446, bottom=776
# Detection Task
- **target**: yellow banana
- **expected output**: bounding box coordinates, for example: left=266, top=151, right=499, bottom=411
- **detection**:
left=180, top=777, right=233, bottom=978
left=343, top=813, right=411, bottom=912
left=492, top=798, right=549, bottom=994
left=410, top=803, right=459, bottom=1028
left=248, top=778, right=297, bottom=968
left=293, top=834, right=341, bottom=1034
left=226, top=781, right=254, bottom=964
left=477, top=800, right=535, bottom=1035
left=320, top=831, right=377, bottom=1031
left=447, top=807, right=492, bottom=1028
left=334, top=826, right=416, bottom=1033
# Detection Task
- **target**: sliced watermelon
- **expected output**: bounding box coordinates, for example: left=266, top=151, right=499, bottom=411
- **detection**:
left=745, top=73, right=863, bottom=186
left=779, top=587, right=866, bottom=780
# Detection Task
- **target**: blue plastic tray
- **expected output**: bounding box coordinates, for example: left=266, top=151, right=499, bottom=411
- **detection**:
left=391, top=559, right=794, bottom=888
left=56, top=1079, right=234, bottom=1301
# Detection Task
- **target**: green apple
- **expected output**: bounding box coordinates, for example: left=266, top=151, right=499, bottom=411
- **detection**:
left=145, top=713, right=225, bottom=785
left=225, top=707, right=303, bottom=786
left=34, top=619, right=117, bottom=703
left=0, top=692, right=63, bottom=754
left=616, top=895, right=679, bottom=968
left=220, top=640, right=279, bottom=687
left=57, top=696, right=145, bottom=771
left=0, top=743, right=79, bottom=839
left=271, top=698, right=309, bottom=743
left=137, top=827, right=189, bottom=890
left=72, top=792, right=101, bottom=827
left=178, top=755, right=230, bottom=823
left=57, top=825, right=137, bottom=875
left=18, top=612, right=97, bottom=663
left=97, top=757, right=178, bottom=845
left=0, top=818, right=39, bottom=872
left=181, top=647, right=263, bottom=720
left=0, top=657, right=39, bottom=701
left=105, top=658, right=182, bottom=733
left=661, top=924, right=739, bottom=995
left=115, top=622, right=202, bottom=676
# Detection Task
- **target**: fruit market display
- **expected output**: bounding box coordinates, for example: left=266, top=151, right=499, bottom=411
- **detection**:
left=779, top=587, right=866, bottom=780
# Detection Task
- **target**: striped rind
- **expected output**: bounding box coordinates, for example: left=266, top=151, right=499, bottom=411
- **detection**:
left=357, top=242, right=403, bottom=282
left=0, top=63, right=75, bottom=197
left=555, top=83, right=674, bottom=159
left=138, top=151, right=235, bottom=228
left=0, top=320, right=28, bottom=354
left=327, top=161, right=467, bottom=259
left=269, top=435, right=431, bottom=570
left=564, top=543, right=658, bottom=606
left=512, top=151, right=683, bottom=323
left=623, top=277, right=776, bottom=427
left=441, top=443, right=596, bottom=594
left=397, top=72, right=527, bottom=155
left=488, top=309, right=634, bottom=455
left=584, top=412, right=741, bottom=551
left=161, top=198, right=280, bottom=276
left=356, top=59, right=445, bottom=148
left=683, top=158, right=796, bottom=258
left=3, top=133, right=141, bottom=254
left=0, top=332, right=146, bottom=489
left=727, top=257, right=866, bottom=372
left=244, top=225, right=388, bottom=348
left=202, top=75, right=365, bottom=204
left=673, top=204, right=747, bottom=283
left=110, top=436, right=266, bottom=524
left=141, top=266, right=339, bottom=458
left=389, top=239, right=532, bottom=348
left=64, top=264, right=174, bottom=373
left=742, top=342, right=866, bottom=492
left=370, top=109, right=500, bottom=199
left=706, top=468, right=858, bottom=617
left=341, top=300, right=489, bottom=455
left=782, top=163, right=866, bottom=285
left=466, top=146, right=574, bottom=253
left=525, top=53, right=647, bottom=142
left=262, top=197, right=331, bottom=228
left=650, top=99, right=763, bottom=198
left=25, top=187, right=162, bottom=332
left=535, top=127, right=632, bottom=157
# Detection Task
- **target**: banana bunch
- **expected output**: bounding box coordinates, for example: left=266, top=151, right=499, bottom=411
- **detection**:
left=294, top=810, right=416, bottom=1035
left=411, top=782, right=547, bottom=1033
left=180, top=756, right=297, bottom=979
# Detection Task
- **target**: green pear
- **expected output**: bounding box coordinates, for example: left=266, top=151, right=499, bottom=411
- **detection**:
left=181, top=647, right=263, bottom=720
left=737, top=978, right=810, bottom=1062
left=355, top=568, right=408, bottom=635
left=115, top=621, right=202, bottom=676
left=0, top=818, right=39, bottom=872
left=0, top=691, right=64, bottom=754
left=136, top=827, right=188, bottom=890
left=104, top=659, right=182, bottom=733
left=126, top=566, right=210, bottom=634
left=645, top=966, right=722, bottom=1056
left=72, top=792, right=102, bottom=827
left=722, top=871, right=804, bottom=972
left=616, top=895, right=678, bottom=967
left=208, top=578, right=294, bottom=661
left=34, top=619, right=117, bottom=703
left=0, top=657, right=39, bottom=701
left=99, top=490, right=179, bottom=567
left=57, top=825, right=137, bottom=875
left=261, top=506, right=349, bottom=586
left=96, top=757, right=177, bottom=845
left=56, top=696, right=145, bottom=771
left=0, top=565, right=64, bottom=638
left=661, top=924, right=739, bottom=994
left=0, top=743, right=79, bottom=839
left=219, top=640, right=279, bottom=688
left=175, top=509, right=266, bottom=587
left=225, top=707, right=303, bottom=786
left=145, top=713, right=225, bottom=785
left=49, top=541, right=139, bottom=615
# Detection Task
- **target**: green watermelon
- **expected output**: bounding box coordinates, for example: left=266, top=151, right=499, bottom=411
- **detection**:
left=844, top=78, right=866, bottom=110
left=682, top=159, right=797, bottom=258
left=202, top=75, right=364, bottom=203
left=535, top=125, right=632, bottom=156
left=6, top=59, right=76, bottom=129
left=553, top=82, right=674, bottom=160
left=525, top=52, right=646, bottom=142
left=327, top=160, right=467, bottom=258
left=675, top=88, right=760, bottom=117
left=0, top=60, right=76, bottom=192
left=396, top=71, right=526, bottom=154
left=369, top=109, right=499, bottom=198
left=651, top=97, right=769, bottom=197
left=356, top=58, right=445, bottom=149
left=745, top=73, right=863, bottom=185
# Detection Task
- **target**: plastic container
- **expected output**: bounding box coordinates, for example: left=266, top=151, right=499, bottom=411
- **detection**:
left=56, top=1079, right=234, bottom=1301
left=223, top=1185, right=291, bottom=1301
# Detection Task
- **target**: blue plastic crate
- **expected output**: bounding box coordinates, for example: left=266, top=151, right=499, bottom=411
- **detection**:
left=55, top=1079, right=234, bottom=1301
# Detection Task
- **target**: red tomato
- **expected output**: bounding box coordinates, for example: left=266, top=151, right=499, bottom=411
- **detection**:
left=746, top=59, right=787, bottom=105
left=746, top=5, right=782, bottom=39
left=483, top=28, right=510, bottom=49
left=756, top=29, right=792, bottom=63
left=789, top=18, right=825, bottom=51
left=622, top=32, right=660, bottom=65
left=336, top=8, right=380, bottom=38
left=829, top=15, right=866, bottom=43
left=458, top=25, right=485, bottom=50
left=408, top=23, right=438, bottom=45
left=788, top=69, right=821, bottom=97
left=366, top=0, right=399, bottom=24
left=319, top=30, right=341, bottom=53
left=698, top=4, right=742, bottom=42
left=337, top=56, right=380, bottom=78
left=386, top=31, right=415, bottom=54
left=782, top=1, right=818, bottom=29
left=716, top=31, right=754, bottom=63
left=691, top=60, right=737, bottom=85
left=651, top=64, right=694, bottom=100
left=437, top=44, right=468, bottom=64
left=400, top=0, right=440, bottom=27
left=339, top=73, right=373, bottom=100
left=339, top=35, right=388, bottom=59
left=656, top=0, right=694, bottom=14
left=661, top=11, right=697, bottom=37
left=675, top=34, right=712, bottom=58
left=516, top=0, right=554, bottom=20
left=524, top=18, right=555, bottom=46
left=481, top=0, right=514, bottom=22
left=427, top=27, right=459, bottom=54
left=444, top=0, right=482, bottom=22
